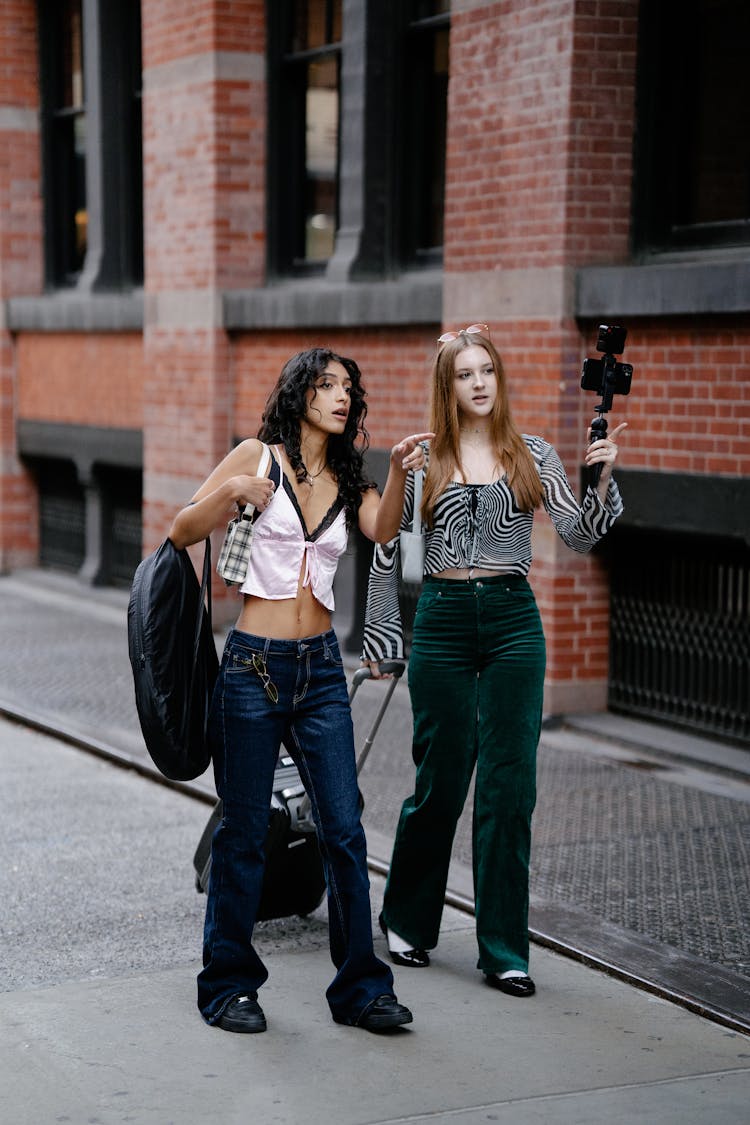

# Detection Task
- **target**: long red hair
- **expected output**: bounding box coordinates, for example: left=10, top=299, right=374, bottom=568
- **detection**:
left=422, top=333, right=544, bottom=526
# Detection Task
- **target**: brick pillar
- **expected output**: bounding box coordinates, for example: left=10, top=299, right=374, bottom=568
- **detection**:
left=140, top=1, right=266, bottom=588
left=0, top=1, right=43, bottom=572
left=444, top=0, right=638, bottom=712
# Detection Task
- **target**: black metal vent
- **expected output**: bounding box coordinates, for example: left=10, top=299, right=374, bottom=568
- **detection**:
left=100, top=466, right=142, bottom=587
left=609, top=529, right=750, bottom=746
left=109, top=503, right=142, bottom=586
left=38, top=461, right=85, bottom=572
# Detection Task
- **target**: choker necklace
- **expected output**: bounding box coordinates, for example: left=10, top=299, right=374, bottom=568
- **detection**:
left=460, top=433, right=489, bottom=448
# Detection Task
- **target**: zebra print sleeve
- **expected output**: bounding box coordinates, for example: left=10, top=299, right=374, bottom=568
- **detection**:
left=360, top=468, right=420, bottom=660
left=536, top=440, right=623, bottom=552
left=361, top=537, right=405, bottom=661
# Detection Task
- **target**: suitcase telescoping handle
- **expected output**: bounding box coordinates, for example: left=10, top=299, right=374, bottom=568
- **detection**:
left=296, top=661, right=405, bottom=823
left=348, top=661, right=405, bottom=777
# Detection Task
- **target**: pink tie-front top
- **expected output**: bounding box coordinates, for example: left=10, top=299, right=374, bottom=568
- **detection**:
left=239, top=448, right=348, bottom=612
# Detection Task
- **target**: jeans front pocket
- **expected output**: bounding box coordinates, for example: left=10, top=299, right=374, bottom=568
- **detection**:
left=324, top=636, right=344, bottom=667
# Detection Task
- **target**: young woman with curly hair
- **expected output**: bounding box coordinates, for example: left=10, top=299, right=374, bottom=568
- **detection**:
left=170, top=347, right=430, bottom=1034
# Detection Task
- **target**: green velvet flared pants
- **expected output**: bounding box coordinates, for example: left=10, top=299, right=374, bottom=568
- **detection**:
left=382, top=574, right=546, bottom=974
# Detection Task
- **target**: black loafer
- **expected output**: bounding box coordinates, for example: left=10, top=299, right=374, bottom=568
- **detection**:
left=358, top=994, right=413, bottom=1031
left=215, top=993, right=267, bottom=1033
left=485, top=973, right=536, bottom=998
left=390, top=947, right=431, bottom=968
left=378, top=913, right=430, bottom=968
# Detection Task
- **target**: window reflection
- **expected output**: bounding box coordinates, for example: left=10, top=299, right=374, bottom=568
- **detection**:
left=293, top=0, right=341, bottom=51
left=305, top=56, right=338, bottom=260
left=286, top=0, right=341, bottom=267
left=53, top=0, right=87, bottom=279
left=39, top=0, right=143, bottom=288
left=637, top=0, right=750, bottom=250
left=403, top=3, right=449, bottom=263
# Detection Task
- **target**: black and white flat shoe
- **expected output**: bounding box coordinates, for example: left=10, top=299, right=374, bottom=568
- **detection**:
left=378, top=913, right=431, bottom=968
left=484, top=973, right=536, bottom=997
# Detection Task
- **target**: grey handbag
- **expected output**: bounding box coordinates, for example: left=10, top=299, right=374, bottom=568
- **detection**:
left=399, top=469, right=425, bottom=584
left=216, top=443, right=272, bottom=585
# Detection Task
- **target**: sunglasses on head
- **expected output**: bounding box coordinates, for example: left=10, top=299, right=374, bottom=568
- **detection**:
left=437, top=323, right=491, bottom=350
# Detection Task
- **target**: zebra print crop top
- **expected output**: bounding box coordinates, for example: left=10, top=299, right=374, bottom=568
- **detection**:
left=362, top=434, right=623, bottom=661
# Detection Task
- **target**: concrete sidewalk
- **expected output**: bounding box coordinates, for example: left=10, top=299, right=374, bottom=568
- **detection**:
left=1, top=569, right=749, bottom=1122
left=2, top=568, right=749, bottom=1033
left=1, top=717, right=748, bottom=1125
left=3, top=932, right=749, bottom=1125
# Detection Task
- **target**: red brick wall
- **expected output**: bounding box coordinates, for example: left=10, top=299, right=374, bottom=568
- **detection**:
left=141, top=1, right=267, bottom=560
left=0, top=0, right=42, bottom=570
left=446, top=1, right=575, bottom=271
left=0, top=1, right=36, bottom=94
left=443, top=2, right=641, bottom=708
left=445, top=1, right=637, bottom=270
left=0, top=0, right=43, bottom=292
left=566, top=3, right=638, bottom=262
left=142, top=0, right=266, bottom=292
left=583, top=320, right=750, bottom=476
left=16, top=334, right=144, bottom=428
left=230, top=330, right=438, bottom=448
left=0, top=331, right=38, bottom=567
left=141, top=0, right=265, bottom=66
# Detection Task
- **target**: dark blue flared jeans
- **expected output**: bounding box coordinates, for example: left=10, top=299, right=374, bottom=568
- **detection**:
left=382, top=575, right=546, bottom=974
left=197, top=628, right=394, bottom=1025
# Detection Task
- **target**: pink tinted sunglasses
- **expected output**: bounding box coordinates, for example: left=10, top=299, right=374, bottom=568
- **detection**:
left=437, top=323, right=491, bottom=350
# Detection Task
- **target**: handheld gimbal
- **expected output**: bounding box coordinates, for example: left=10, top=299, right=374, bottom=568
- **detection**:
left=581, top=325, right=633, bottom=486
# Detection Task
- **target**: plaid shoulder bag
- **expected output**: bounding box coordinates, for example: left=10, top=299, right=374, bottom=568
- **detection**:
left=216, top=443, right=272, bottom=586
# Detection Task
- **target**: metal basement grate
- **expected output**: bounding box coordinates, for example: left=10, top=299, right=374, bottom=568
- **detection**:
left=609, top=529, right=750, bottom=747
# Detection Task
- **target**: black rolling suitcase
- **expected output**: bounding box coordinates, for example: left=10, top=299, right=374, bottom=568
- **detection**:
left=192, top=661, right=404, bottom=920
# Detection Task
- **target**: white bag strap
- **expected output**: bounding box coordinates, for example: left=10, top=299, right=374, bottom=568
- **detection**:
left=240, top=443, right=271, bottom=521
left=257, top=443, right=271, bottom=478
left=411, top=470, right=423, bottom=535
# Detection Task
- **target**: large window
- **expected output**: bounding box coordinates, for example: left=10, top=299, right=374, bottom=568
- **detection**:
left=267, top=0, right=449, bottom=279
left=634, top=0, right=750, bottom=253
left=269, top=0, right=342, bottom=274
left=38, top=0, right=144, bottom=289
left=39, top=0, right=87, bottom=283
left=400, top=2, right=450, bottom=266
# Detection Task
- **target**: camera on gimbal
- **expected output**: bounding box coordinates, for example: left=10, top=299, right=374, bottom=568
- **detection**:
left=581, top=325, right=632, bottom=402
left=581, top=325, right=633, bottom=485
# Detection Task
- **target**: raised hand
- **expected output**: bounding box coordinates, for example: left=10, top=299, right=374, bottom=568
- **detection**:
left=391, top=432, right=435, bottom=472
left=585, top=421, right=627, bottom=489
left=231, top=473, right=276, bottom=513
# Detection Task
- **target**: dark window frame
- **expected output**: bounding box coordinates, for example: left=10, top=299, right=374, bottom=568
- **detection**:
left=397, top=4, right=450, bottom=268
left=37, top=0, right=144, bottom=290
left=38, top=0, right=86, bottom=285
left=633, top=0, right=750, bottom=256
left=266, top=1, right=342, bottom=278
left=267, top=0, right=450, bottom=282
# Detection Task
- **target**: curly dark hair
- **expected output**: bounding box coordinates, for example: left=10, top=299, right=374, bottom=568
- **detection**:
left=257, top=347, right=375, bottom=527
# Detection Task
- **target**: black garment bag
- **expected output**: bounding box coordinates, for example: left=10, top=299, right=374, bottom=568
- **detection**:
left=127, top=537, right=218, bottom=781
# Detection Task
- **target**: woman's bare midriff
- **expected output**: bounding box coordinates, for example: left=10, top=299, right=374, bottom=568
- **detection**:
left=235, top=582, right=332, bottom=640
left=431, top=567, right=515, bottom=580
